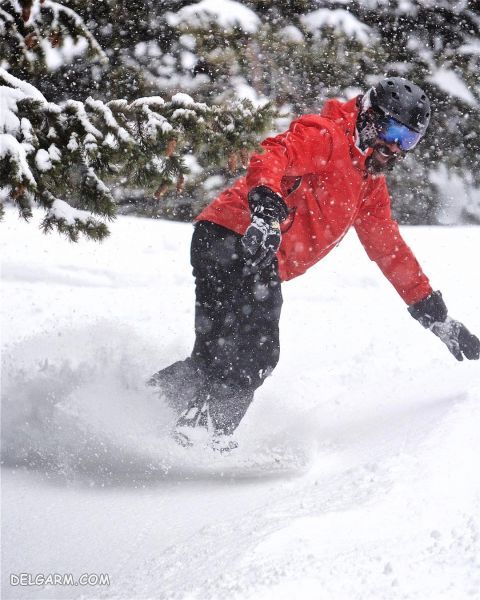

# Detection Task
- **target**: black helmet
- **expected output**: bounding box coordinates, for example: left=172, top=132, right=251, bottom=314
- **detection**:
left=371, top=76, right=431, bottom=134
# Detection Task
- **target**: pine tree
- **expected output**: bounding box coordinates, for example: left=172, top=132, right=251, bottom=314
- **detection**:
left=0, top=1, right=276, bottom=237
left=0, top=0, right=107, bottom=78
left=0, top=67, right=275, bottom=239
left=2, top=0, right=281, bottom=222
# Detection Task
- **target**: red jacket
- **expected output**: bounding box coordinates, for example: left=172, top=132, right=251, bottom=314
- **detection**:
left=196, top=97, right=432, bottom=305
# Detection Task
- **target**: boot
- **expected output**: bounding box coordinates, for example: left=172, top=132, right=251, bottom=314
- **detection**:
left=172, top=383, right=254, bottom=451
left=147, top=357, right=205, bottom=413
left=207, top=383, right=254, bottom=436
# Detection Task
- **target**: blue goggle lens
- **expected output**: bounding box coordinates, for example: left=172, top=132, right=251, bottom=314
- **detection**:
left=378, top=117, right=422, bottom=151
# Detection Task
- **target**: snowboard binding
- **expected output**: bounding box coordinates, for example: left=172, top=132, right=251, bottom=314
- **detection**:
left=172, top=395, right=239, bottom=453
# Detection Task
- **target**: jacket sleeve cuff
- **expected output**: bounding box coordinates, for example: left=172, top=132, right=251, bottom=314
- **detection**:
left=408, top=290, right=448, bottom=327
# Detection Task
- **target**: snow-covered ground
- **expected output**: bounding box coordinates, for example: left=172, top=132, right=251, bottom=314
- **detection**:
left=1, top=209, right=479, bottom=600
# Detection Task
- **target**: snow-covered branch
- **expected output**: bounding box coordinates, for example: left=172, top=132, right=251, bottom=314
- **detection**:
left=0, top=0, right=107, bottom=74
left=0, top=68, right=275, bottom=240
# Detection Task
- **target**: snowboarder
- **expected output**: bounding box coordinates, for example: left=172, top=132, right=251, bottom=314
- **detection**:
left=149, top=76, right=479, bottom=451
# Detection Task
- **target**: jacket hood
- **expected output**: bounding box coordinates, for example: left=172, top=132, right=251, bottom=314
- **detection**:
left=321, top=96, right=360, bottom=137
left=321, top=96, right=370, bottom=168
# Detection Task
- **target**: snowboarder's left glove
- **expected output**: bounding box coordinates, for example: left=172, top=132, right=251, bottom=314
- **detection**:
left=409, top=291, right=480, bottom=361
left=430, top=317, right=480, bottom=361
left=242, top=186, right=288, bottom=270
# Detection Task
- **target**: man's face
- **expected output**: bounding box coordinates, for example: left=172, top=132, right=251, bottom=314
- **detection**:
left=365, top=139, right=405, bottom=175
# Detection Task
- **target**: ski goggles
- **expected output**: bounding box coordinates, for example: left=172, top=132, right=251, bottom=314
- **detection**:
left=378, top=116, right=423, bottom=151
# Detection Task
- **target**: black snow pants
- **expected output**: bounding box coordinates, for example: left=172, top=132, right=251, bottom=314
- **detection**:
left=163, top=220, right=283, bottom=434
left=192, top=220, right=282, bottom=383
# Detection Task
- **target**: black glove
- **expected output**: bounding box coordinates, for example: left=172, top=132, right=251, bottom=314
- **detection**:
left=430, top=317, right=480, bottom=361
left=409, top=291, right=480, bottom=361
left=242, top=186, right=288, bottom=270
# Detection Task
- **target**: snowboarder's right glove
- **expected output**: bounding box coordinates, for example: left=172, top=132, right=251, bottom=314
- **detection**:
left=242, top=186, right=288, bottom=270
left=408, top=290, right=480, bottom=361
